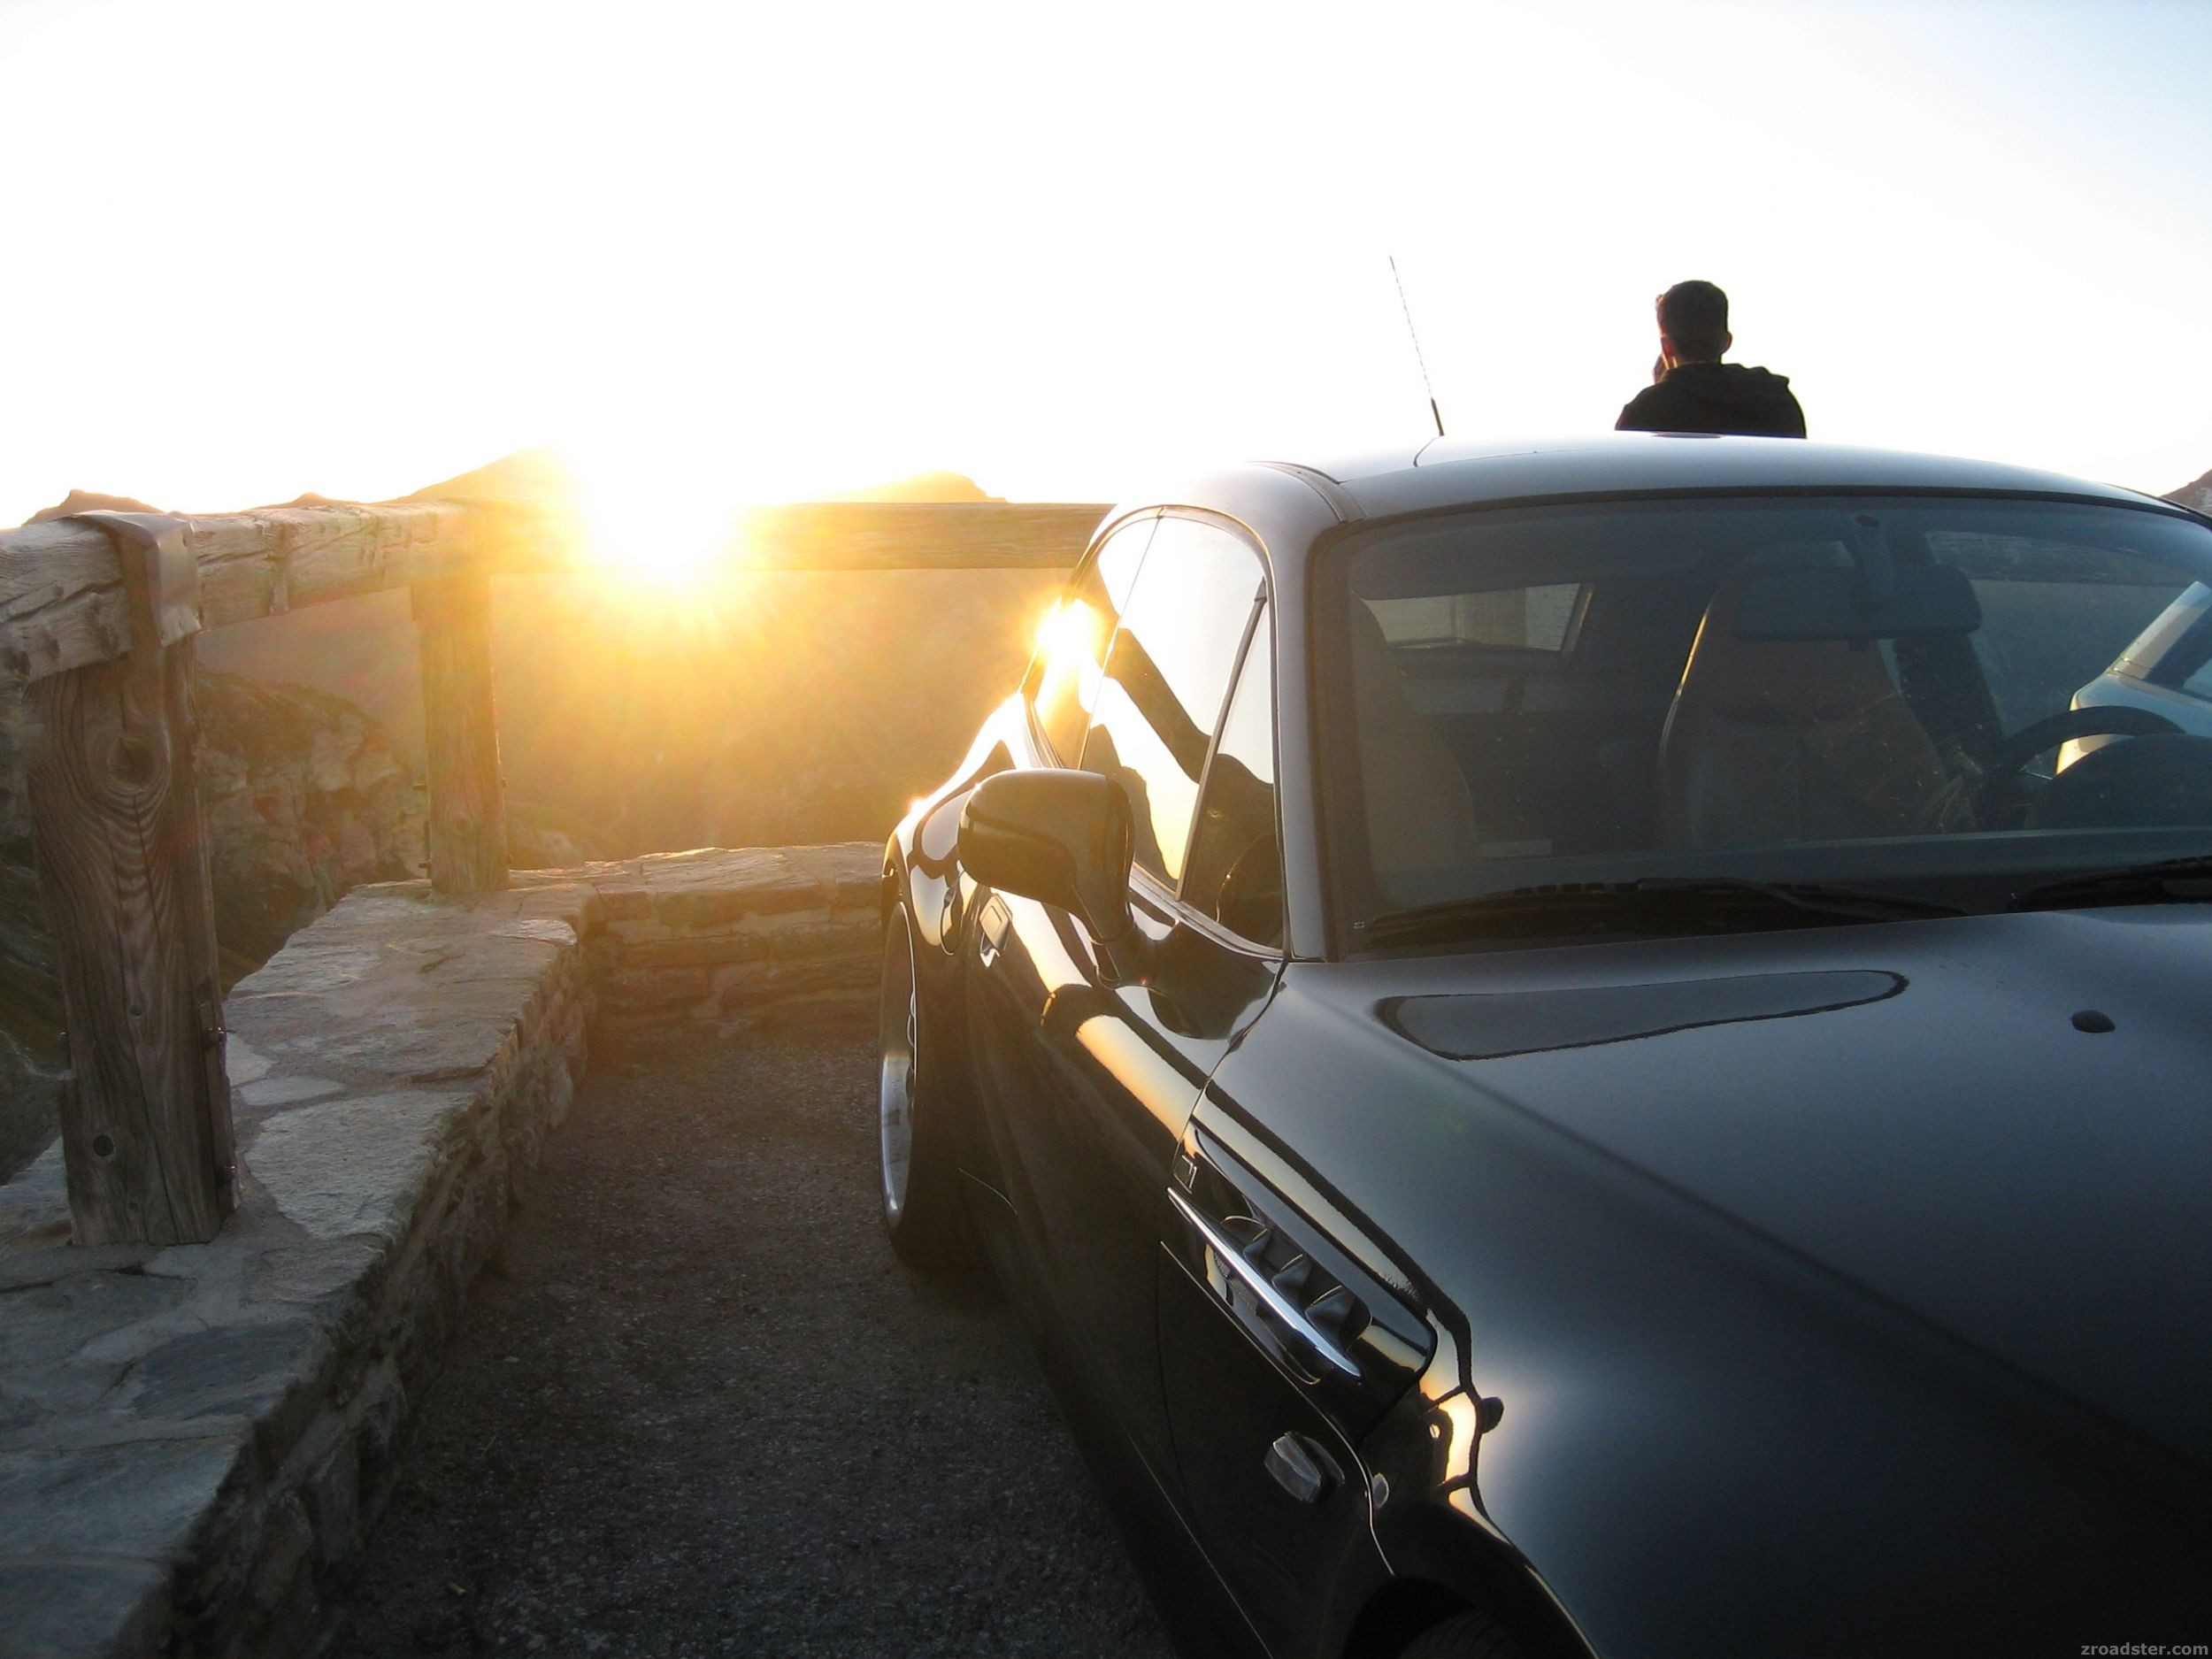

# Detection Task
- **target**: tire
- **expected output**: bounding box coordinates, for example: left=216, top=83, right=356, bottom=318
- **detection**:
left=1397, top=1610, right=1535, bottom=1659
left=877, top=904, right=978, bottom=1273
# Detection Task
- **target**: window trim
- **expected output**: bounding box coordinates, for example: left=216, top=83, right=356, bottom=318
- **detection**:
left=1176, top=595, right=1286, bottom=955
left=1180, top=592, right=1266, bottom=893
left=1080, top=515, right=1263, bottom=887
left=1144, top=510, right=1286, bottom=954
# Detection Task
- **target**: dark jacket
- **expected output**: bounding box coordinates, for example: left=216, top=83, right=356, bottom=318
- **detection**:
left=1617, top=361, right=1806, bottom=438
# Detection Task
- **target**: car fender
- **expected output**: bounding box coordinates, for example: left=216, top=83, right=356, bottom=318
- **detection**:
left=886, top=694, right=1035, bottom=1202
left=1348, top=1162, right=2212, bottom=1659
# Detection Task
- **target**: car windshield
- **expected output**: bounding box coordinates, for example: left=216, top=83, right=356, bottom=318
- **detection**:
left=1323, top=493, right=2212, bottom=944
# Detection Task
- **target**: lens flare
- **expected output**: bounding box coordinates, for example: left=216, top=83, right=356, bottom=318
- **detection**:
left=565, top=442, right=737, bottom=590
left=1034, top=597, right=1099, bottom=665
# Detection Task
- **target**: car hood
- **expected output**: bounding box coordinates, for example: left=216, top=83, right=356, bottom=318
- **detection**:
left=1328, top=906, right=2212, bottom=1468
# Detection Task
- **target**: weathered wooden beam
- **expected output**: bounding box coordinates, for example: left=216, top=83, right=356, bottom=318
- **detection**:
left=0, top=498, right=1098, bottom=684
left=411, top=572, right=509, bottom=895
left=27, top=523, right=234, bottom=1245
left=0, top=501, right=572, bottom=684
left=735, top=502, right=1107, bottom=570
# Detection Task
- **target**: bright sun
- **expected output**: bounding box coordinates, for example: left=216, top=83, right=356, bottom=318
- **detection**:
left=568, top=445, right=737, bottom=589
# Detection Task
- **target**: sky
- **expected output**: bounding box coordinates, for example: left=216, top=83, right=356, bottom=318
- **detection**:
left=3, top=0, right=2208, bottom=544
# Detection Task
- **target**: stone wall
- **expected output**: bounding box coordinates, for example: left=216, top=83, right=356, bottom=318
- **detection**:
left=537, top=845, right=882, bottom=1042
left=0, top=841, right=881, bottom=1659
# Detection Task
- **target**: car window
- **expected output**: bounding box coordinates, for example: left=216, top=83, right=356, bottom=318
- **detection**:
left=1182, top=603, right=1280, bottom=947
left=1367, top=582, right=1584, bottom=656
left=1031, top=518, right=1156, bottom=764
left=1080, top=518, right=1264, bottom=886
left=1926, top=532, right=2188, bottom=736
left=1326, top=495, right=2212, bottom=933
left=2135, top=590, right=2212, bottom=703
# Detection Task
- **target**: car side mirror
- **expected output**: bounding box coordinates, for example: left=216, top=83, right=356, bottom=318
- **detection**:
left=958, top=769, right=1136, bottom=946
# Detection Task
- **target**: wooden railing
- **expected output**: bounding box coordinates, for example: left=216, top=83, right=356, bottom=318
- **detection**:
left=1, top=495, right=1103, bottom=1245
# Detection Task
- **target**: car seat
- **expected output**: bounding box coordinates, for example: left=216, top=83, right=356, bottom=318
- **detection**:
left=1655, top=572, right=1955, bottom=849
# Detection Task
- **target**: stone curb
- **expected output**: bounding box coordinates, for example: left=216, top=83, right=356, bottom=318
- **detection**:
left=0, top=842, right=882, bottom=1658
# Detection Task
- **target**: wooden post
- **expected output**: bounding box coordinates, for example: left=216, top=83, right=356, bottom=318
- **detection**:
left=27, top=523, right=234, bottom=1246
left=411, top=572, right=509, bottom=894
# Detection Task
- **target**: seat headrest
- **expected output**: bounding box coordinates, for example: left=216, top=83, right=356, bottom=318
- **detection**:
left=1347, top=600, right=1477, bottom=886
left=1675, top=570, right=1911, bottom=728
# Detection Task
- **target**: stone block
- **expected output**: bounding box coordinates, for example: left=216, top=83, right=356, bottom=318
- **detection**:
left=545, top=1057, right=577, bottom=1129
left=718, top=957, right=845, bottom=1009
left=0, top=1556, right=171, bottom=1659
left=771, top=918, right=879, bottom=964
left=706, top=962, right=752, bottom=1000
left=0, top=1271, right=191, bottom=1375
left=654, top=885, right=764, bottom=929
left=621, top=933, right=774, bottom=971
left=243, top=1091, right=476, bottom=1245
left=588, top=884, right=655, bottom=922
left=351, top=1368, right=406, bottom=1509
left=650, top=850, right=822, bottom=925
left=123, top=1323, right=327, bottom=1459
left=512, top=881, right=600, bottom=940
left=243, top=1491, right=315, bottom=1632
left=599, top=966, right=711, bottom=1011
left=783, top=841, right=883, bottom=911
left=0, top=1439, right=240, bottom=1561
left=302, top=1432, right=360, bottom=1566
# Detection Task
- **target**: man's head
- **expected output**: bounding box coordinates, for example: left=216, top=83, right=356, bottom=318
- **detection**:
left=1656, top=280, right=1731, bottom=368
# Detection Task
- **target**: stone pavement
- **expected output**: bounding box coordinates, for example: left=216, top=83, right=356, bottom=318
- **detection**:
left=318, top=1023, right=1175, bottom=1659
left=1, top=879, right=595, bottom=1659
left=0, top=845, right=881, bottom=1659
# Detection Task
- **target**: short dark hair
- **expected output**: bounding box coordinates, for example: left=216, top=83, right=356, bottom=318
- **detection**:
left=1657, top=280, right=1729, bottom=362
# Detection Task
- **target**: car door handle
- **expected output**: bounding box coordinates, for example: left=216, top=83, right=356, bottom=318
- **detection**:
left=1169, top=1188, right=1362, bottom=1379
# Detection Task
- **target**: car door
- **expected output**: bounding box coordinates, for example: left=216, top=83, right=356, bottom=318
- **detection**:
left=967, top=514, right=1282, bottom=1487
left=1159, top=1079, right=1433, bottom=1657
left=1155, top=625, right=1432, bottom=1654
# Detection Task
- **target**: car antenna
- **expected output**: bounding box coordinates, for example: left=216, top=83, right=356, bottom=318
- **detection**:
left=1389, top=254, right=1446, bottom=438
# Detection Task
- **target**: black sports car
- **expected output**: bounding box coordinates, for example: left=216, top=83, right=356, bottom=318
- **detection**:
left=878, top=434, right=2212, bottom=1659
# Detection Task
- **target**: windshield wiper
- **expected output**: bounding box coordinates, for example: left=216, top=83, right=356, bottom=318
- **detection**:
left=1357, top=877, right=1965, bottom=948
left=2008, top=855, right=2212, bottom=912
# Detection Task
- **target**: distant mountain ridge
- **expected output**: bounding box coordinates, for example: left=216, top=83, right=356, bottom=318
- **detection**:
left=2162, top=467, right=2212, bottom=513
left=832, top=470, right=1002, bottom=503
left=18, top=457, right=1006, bottom=526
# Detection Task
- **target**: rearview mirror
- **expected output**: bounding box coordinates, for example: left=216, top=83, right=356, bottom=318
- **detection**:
left=1734, top=564, right=1981, bottom=641
left=958, top=770, right=1136, bottom=945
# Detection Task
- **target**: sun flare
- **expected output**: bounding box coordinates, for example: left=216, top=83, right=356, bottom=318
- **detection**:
left=1033, top=597, right=1098, bottom=665
left=569, top=446, right=739, bottom=591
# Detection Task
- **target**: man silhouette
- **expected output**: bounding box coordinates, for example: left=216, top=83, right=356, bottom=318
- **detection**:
left=1617, top=280, right=1806, bottom=438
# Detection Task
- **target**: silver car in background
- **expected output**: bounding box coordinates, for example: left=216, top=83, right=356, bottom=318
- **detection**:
left=2062, top=580, right=2212, bottom=768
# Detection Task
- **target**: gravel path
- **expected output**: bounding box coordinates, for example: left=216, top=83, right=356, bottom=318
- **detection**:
left=319, top=1019, right=1177, bottom=1659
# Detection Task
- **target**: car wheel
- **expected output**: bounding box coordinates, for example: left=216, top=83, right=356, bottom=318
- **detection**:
left=878, top=904, right=977, bottom=1273
left=1396, top=1610, right=1535, bottom=1659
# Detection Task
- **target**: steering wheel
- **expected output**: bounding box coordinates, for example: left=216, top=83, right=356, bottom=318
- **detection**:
left=1972, top=705, right=2186, bottom=824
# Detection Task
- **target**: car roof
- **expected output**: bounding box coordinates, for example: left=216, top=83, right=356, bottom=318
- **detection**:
left=1099, top=434, right=2193, bottom=576
left=1297, top=432, right=2171, bottom=521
